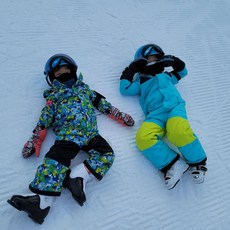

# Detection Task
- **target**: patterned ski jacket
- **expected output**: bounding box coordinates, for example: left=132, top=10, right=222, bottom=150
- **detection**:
left=37, top=74, right=111, bottom=144
left=120, top=67, right=188, bottom=116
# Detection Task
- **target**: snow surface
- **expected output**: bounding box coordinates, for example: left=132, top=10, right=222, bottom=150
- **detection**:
left=1, top=0, right=230, bottom=229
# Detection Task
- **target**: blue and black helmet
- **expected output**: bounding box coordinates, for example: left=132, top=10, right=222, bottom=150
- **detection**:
left=134, top=44, right=164, bottom=60
left=44, top=54, right=78, bottom=86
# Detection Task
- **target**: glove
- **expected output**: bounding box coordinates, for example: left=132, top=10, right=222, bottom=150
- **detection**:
left=129, top=58, right=148, bottom=73
left=108, top=106, right=135, bottom=126
left=120, top=58, right=148, bottom=82
left=157, top=55, right=185, bottom=71
left=157, top=55, right=177, bottom=67
left=22, top=126, right=47, bottom=158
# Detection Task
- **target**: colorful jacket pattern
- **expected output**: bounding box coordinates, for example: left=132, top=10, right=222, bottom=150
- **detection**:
left=37, top=74, right=112, bottom=146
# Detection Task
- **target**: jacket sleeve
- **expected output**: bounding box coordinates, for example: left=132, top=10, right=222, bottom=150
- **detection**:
left=165, top=56, right=188, bottom=85
left=37, top=100, right=55, bottom=129
left=120, top=78, right=141, bottom=96
left=84, top=83, right=112, bottom=114
left=165, top=66, right=188, bottom=85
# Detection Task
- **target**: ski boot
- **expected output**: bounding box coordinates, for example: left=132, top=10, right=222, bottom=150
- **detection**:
left=64, top=163, right=93, bottom=206
left=190, top=164, right=208, bottom=184
left=164, top=159, right=189, bottom=190
left=64, top=177, right=86, bottom=206
left=7, top=195, right=50, bottom=224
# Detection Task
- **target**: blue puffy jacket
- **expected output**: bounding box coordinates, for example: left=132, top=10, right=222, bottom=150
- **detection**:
left=120, top=68, right=188, bottom=116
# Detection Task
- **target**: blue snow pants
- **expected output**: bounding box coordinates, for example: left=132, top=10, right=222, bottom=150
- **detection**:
left=136, top=103, right=207, bottom=171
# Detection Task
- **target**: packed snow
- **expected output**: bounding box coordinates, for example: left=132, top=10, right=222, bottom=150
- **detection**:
left=1, top=0, right=230, bottom=229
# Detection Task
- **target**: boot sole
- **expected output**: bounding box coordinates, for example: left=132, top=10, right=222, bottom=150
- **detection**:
left=7, top=198, right=45, bottom=224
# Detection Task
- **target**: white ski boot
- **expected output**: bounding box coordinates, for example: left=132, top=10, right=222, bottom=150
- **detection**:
left=164, top=159, right=189, bottom=190
left=190, top=164, right=207, bottom=184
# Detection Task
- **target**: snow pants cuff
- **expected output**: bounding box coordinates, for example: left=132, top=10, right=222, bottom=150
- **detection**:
left=187, top=157, right=207, bottom=166
left=29, top=158, right=69, bottom=196
left=160, top=154, right=180, bottom=173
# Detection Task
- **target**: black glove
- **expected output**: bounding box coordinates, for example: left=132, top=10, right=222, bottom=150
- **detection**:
left=120, top=58, right=148, bottom=82
left=157, top=55, right=185, bottom=72
left=129, top=58, right=148, bottom=73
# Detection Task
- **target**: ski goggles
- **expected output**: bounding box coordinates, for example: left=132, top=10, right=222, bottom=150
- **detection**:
left=50, top=58, right=70, bottom=71
left=143, top=46, right=160, bottom=57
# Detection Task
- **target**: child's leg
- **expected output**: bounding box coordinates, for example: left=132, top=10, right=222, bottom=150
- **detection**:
left=166, top=116, right=207, bottom=183
left=8, top=140, right=80, bottom=224
left=136, top=120, right=189, bottom=189
left=30, top=140, right=80, bottom=195
left=83, top=135, right=115, bottom=180
left=136, top=121, right=179, bottom=171
left=63, top=135, right=114, bottom=206
left=166, top=115, right=207, bottom=165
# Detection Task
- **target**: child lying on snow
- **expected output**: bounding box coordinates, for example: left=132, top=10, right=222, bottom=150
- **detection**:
left=119, top=43, right=207, bottom=190
left=7, top=54, right=134, bottom=224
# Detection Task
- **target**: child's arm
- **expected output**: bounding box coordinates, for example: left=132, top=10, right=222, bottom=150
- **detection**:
left=120, top=73, right=140, bottom=96
left=22, top=101, right=55, bottom=158
left=86, top=85, right=134, bottom=127
left=119, top=59, right=147, bottom=96
left=157, top=55, right=188, bottom=84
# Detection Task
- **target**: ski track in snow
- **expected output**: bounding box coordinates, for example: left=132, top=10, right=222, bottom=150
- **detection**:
left=1, top=0, right=230, bottom=229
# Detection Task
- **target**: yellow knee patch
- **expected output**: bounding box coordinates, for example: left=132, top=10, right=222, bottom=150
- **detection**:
left=166, top=117, right=196, bottom=147
left=136, top=122, right=165, bottom=151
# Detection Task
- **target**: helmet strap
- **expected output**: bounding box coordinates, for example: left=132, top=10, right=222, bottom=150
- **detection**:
left=46, top=75, right=53, bottom=86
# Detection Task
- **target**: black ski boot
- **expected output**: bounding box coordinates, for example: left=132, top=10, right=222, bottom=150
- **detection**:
left=7, top=195, right=50, bottom=224
left=64, top=177, right=86, bottom=206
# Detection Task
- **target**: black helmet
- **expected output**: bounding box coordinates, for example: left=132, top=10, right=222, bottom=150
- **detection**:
left=44, top=54, right=78, bottom=86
